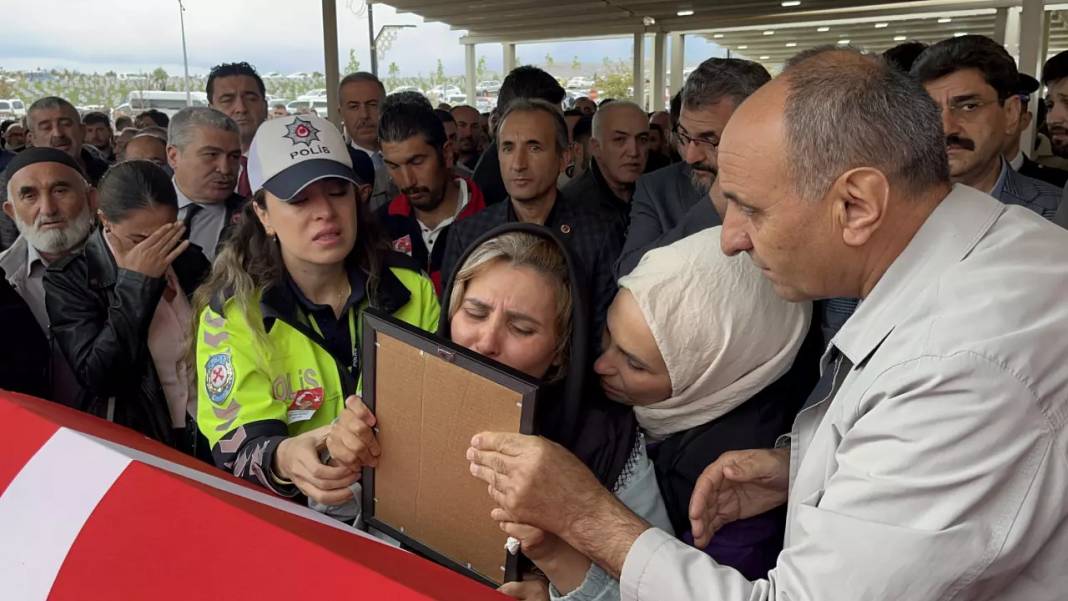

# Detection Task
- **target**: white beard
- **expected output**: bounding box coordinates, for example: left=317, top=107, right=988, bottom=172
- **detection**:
left=14, top=203, right=95, bottom=255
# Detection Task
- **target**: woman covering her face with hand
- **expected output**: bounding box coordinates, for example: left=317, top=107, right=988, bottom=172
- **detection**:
left=45, top=160, right=210, bottom=452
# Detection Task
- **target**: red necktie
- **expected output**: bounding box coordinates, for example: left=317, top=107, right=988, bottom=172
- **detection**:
left=237, top=155, right=252, bottom=198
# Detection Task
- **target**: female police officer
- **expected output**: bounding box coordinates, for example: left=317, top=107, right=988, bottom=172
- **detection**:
left=193, top=114, right=439, bottom=504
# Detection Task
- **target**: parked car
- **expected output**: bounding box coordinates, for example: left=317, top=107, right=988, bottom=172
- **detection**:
left=476, top=80, right=501, bottom=95
left=4, top=99, right=25, bottom=118
left=286, top=99, right=328, bottom=117
left=0, top=99, right=22, bottom=120
left=429, top=85, right=462, bottom=100
left=566, top=76, right=595, bottom=91
left=116, top=91, right=208, bottom=120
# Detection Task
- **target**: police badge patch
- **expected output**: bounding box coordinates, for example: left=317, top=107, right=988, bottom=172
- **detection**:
left=283, top=117, right=321, bottom=147
left=205, top=353, right=236, bottom=404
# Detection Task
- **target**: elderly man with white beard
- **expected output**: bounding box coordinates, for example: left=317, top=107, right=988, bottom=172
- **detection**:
left=0, top=148, right=95, bottom=406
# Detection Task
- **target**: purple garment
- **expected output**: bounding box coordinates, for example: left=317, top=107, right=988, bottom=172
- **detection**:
left=681, top=507, right=786, bottom=581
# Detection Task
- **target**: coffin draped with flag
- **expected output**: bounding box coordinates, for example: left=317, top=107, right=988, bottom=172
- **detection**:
left=0, top=391, right=504, bottom=600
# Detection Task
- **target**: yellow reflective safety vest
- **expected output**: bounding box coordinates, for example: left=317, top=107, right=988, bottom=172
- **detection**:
left=195, top=257, right=439, bottom=489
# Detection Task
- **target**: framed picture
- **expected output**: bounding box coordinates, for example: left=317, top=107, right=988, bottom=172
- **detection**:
left=360, top=309, right=540, bottom=587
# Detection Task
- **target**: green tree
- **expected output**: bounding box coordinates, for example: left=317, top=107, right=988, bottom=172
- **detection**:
left=345, top=48, right=361, bottom=75
left=572, top=56, right=581, bottom=71
left=594, top=59, right=632, bottom=99
left=151, top=67, right=169, bottom=90
left=386, top=62, right=400, bottom=90
left=476, top=56, right=488, bottom=82
left=435, top=59, right=445, bottom=86
left=545, top=53, right=554, bottom=69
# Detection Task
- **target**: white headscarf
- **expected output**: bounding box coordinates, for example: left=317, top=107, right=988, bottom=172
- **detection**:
left=617, top=227, right=811, bottom=440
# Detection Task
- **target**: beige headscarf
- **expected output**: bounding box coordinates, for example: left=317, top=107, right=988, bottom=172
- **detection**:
left=617, top=227, right=811, bottom=441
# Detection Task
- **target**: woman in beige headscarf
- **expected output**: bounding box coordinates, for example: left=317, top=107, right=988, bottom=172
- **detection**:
left=595, top=225, right=818, bottom=580
left=494, top=227, right=818, bottom=600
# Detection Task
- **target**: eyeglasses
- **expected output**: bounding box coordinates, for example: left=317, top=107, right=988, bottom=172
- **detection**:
left=673, top=125, right=719, bottom=149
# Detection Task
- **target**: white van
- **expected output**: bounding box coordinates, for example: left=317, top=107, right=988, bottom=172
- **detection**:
left=116, top=90, right=209, bottom=119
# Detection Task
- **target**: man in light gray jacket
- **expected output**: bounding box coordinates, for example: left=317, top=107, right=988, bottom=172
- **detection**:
left=467, top=48, right=1068, bottom=601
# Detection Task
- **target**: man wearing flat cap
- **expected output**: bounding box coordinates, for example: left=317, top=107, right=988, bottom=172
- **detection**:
left=0, top=148, right=94, bottom=404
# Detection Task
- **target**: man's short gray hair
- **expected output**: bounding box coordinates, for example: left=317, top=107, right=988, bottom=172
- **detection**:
left=781, top=46, right=949, bottom=201
left=26, top=96, right=79, bottom=130
left=167, top=106, right=239, bottom=150
left=591, top=100, right=646, bottom=141
left=682, top=58, right=771, bottom=110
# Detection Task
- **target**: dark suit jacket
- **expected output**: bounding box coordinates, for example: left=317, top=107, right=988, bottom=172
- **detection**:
left=471, top=142, right=507, bottom=206
left=562, top=159, right=630, bottom=231
left=1017, top=155, right=1068, bottom=189
left=1055, top=187, right=1068, bottom=230
left=616, top=161, right=721, bottom=277
left=997, top=166, right=1062, bottom=221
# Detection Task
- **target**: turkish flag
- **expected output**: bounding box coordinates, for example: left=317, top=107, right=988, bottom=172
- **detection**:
left=0, top=392, right=505, bottom=600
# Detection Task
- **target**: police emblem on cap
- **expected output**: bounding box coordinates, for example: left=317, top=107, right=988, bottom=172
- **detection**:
left=283, top=117, right=321, bottom=148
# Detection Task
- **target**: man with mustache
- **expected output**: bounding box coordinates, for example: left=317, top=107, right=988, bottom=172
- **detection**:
left=339, top=71, right=396, bottom=211
left=166, top=107, right=244, bottom=262
left=1040, top=50, right=1068, bottom=228
left=82, top=112, right=116, bottom=163
left=615, top=58, right=769, bottom=277
left=375, top=95, right=486, bottom=295
left=0, top=148, right=94, bottom=404
left=451, top=104, right=482, bottom=174
left=563, top=101, right=651, bottom=229
left=207, top=62, right=268, bottom=199
left=25, top=96, right=109, bottom=185
left=1000, top=74, right=1068, bottom=188
left=912, top=35, right=1062, bottom=220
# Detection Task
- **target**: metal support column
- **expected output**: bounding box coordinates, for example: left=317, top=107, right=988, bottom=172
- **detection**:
left=652, top=31, right=667, bottom=111
left=504, top=43, right=517, bottom=74
left=1019, top=0, right=1046, bottom=148
left=670, top=32, right=685, bottom=97
left=633, top=32, right=646, bottom=108
left=465, top=43, right=477, bottom=106
left=322, top=0, right=341, bottom=125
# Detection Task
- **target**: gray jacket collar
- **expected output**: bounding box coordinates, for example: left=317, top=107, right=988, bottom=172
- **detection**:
left=0, top=236, right=29, bottom=288
left=832, top=184, right=1004, bottom=367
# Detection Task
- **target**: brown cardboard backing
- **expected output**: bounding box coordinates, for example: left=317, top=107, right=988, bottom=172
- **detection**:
left=372, top=333, right=522, bottom=584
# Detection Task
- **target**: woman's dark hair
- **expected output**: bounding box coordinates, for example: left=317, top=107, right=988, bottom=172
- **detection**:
left=97, top=160, right=178, bottom=222
left=191, top=178, right=392, bottom=350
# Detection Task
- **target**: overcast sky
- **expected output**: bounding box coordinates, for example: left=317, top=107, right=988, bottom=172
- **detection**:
left=1, top=0, right=723, bottom=76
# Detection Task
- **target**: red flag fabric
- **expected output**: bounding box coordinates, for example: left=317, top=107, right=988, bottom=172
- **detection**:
left=0, top=392, right=505, bottom=601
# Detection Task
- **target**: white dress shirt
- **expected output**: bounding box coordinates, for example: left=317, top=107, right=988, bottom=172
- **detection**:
left=620, top=185, right=1068, bottom=600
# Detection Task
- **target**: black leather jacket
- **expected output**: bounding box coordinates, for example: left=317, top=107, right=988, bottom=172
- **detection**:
left=44, top=227, right=209, bottom=446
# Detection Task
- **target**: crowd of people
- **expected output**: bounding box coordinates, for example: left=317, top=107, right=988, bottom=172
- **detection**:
left=1, top=32, right=1068, bottom=600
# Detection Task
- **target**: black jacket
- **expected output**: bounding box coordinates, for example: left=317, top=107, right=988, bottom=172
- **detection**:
left=471, top=142, right=507, bottom=206
left=647, top=315, right=823, bottom=580
left=0, top=276, right=50, bottom=397
left=1017, top=155, right=1068, bottom=188
left=44, top=227, right=210, bottom=446
left=562, top=159, right=632, bottom=231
